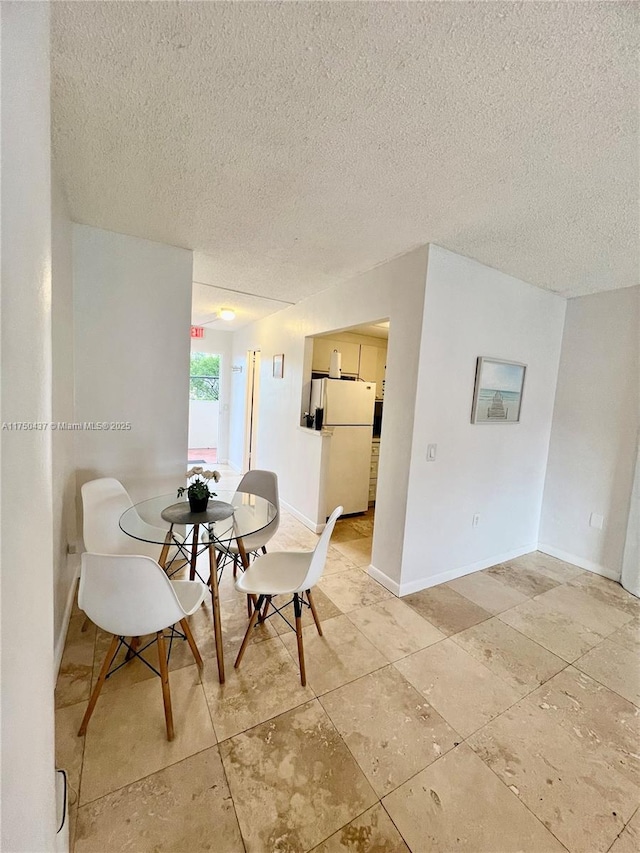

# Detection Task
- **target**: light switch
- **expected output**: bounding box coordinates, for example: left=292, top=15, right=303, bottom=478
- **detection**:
left=589, top=513, right=604, bottom=530
left=427, top=444, right=437, bottom=462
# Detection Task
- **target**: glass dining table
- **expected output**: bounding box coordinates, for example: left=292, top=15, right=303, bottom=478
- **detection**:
left=119, top=491, right=277, bottom=684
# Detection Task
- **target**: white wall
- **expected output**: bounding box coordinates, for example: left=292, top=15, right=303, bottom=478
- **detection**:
left=51, top=171, right=78, bottom=666
left=188, top=400, right=219, bottom=448
left=229, top=246, right=430, bottom=585
left=400, top=246, right=566, bottom=593
left=190, top=327, right=232, bottom=462
left=73, top=226, right=193, bottom=522
left=540, top=286, right=640, bottom=579
left=0, top=2, right=57, bottom=849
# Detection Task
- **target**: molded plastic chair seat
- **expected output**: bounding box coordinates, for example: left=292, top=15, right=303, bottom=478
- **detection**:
left=235, top=551, right=313, bottom=596
left=234, top=506, right=343, bottom=686
left=202, top=470, right=279, bottom=566
left=77, top=553, right=206, bottom=741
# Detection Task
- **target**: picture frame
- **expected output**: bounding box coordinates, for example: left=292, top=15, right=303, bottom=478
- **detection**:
left=272, top=353, right=284, bottom=379
left=471, top=357, right=526, bottom=424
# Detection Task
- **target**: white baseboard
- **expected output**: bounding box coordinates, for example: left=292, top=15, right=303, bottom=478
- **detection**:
left=367, top=564, right=401, bottom=596
left=54, top=554, right=81, bottom=679
left=226, top=460, right=242, bottom=474
left=281, top=500, right=324, bottom=534
left=537, top=544, right=621, bottom=581
left=395, top=542, right=539, bottom=597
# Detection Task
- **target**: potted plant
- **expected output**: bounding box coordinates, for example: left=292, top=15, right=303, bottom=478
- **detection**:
left=177, top=468, right=221, bottom=513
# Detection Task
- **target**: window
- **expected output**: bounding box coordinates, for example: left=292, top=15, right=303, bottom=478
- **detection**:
left=189, top=352, right=220, bottom=401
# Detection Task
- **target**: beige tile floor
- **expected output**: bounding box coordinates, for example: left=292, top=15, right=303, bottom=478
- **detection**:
left=56, top=492, right=640, bottom=853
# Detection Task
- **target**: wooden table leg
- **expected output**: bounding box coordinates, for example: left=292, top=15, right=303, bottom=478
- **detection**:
left=235, top=533, right=258, bottom=617
left=189, top=523, right=199, bottom=581
left=208, top=541, right=225, bottom=683
left=158, top=525, right=174, bottom=570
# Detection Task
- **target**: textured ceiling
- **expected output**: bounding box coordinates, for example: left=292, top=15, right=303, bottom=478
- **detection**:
left=52, top=1, right=638, bottom=302
left=192, top=249, right=295, bottom=329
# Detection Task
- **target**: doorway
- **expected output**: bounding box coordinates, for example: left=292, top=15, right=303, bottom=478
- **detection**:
left=188, top=351, right=221, bottom=466
left=243, top=350, right=261, bottom=471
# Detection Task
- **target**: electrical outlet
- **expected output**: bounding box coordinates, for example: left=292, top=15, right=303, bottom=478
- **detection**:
left=472, top=513, right=480, bottom=528
left=589, top=513, right=604, bottom=530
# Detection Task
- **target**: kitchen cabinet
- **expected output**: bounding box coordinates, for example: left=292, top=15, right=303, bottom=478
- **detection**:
left=358, top=345, right=378, bottom=383
left=369, top=439, right=380, bottom=504
left=312, top=339, right=360, bottom=375
left=312, top=337, right=387, bottom=386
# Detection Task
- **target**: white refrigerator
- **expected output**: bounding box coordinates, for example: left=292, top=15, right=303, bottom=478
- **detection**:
left=310, top=379, right=376, bottom=515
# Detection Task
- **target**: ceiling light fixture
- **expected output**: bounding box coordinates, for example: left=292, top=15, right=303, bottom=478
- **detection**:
left=218, top=308, right=236, bottom=322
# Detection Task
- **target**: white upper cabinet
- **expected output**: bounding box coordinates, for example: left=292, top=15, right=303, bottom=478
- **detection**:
left=312, top=339, right=360, bottom=374
left=312, top=337, right=387, bottom=386
left=358, top=345, right=378, bottom=382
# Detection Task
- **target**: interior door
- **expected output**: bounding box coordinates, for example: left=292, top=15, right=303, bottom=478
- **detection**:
left=243, top=350, right=261, bottom=471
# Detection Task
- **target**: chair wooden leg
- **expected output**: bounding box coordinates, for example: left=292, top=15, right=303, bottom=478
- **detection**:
left=306, top=589, right=323, bottom=637
left=78, top=634, right=120, bottom=736
left=236, top=535, right=250, bottom=572
left=261, top=546, right=267, bottom=555
left=156, top=630, right=174, bottom=741
left=81, top=615, right=91, bottom=632
left=294, top=593, right=306, bottom=687
left=125, top=635, right=141, bottom=661
left=234, top=595, right=263, bottom=669
left=260, top=595, right=272, bottom=622
left=180, top=618, right=203, bottom=668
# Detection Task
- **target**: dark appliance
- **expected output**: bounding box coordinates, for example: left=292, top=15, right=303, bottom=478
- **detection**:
left=373, top=400, right=383, bottom=439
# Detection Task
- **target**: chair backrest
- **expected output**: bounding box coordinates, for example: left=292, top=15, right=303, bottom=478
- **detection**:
left=298, top=506, right=343, bottom=590
left=238, top=469, right=280, bottom=538
left=81, top=477, right=135, bottom=554
left=78, top=552, right=188, bottom=637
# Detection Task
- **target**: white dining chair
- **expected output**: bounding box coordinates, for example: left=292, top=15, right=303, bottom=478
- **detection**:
left=77, top=553, right=206, bottom=741
left=81, top=477, right=184, bottom=564
left=204, top=470, right=280, bottom=576
left=80, top=477, right=187, bottom=637
left=234, top=506, right=343, bottom=686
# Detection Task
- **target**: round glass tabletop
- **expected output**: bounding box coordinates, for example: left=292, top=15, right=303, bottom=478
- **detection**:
left=119, top=490, right=277, bottom=546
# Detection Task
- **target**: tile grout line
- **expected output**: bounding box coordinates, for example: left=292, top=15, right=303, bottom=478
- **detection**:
left=453, top=638, right=635, bottom=851
left=213, top=741, right=248, bottom=853
left=605, top=803, right=639, bottom=852
left=446, top=570, right=636, bottom=673
left=569, top=655, right=640, bottom=709
left=463, top=739, right=572, bottom=853
left=58, top=530, right=637, bottom=849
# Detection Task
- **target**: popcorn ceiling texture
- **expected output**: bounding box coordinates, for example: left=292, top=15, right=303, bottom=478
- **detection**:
left=51, top=1, right=638, bottom=303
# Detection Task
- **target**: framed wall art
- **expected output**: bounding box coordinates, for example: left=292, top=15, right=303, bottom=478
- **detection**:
left=272, top=353, right=284, bottom=379
left=471, top=357, right=526, bottom=424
